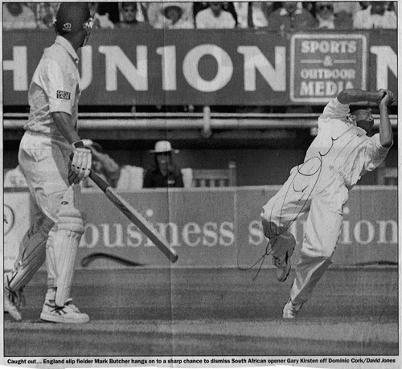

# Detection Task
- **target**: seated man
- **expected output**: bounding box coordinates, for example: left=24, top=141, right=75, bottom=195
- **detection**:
left=315, top=2, right=352, bottom=29
left=143, top=141, right=184, bottom=188
left=196, top=2, right=236, bottom=29
left=267, top=1, right=316, bottom=31
left=81, top=141, right=120, bottom=188
left=353, top=1, right=397, bottom=29
left=117, top=2, right=151, bottom=29
left=159, top=3, right=194, bottom=29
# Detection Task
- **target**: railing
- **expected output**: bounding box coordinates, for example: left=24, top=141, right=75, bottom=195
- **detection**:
left=3, top=112, right=398, bottom=134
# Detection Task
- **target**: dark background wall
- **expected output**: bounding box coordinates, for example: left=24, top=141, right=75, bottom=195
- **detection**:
left=4, top=141, right=397, bottom=186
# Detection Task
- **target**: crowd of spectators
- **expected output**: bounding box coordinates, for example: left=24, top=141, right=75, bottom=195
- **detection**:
left=3, top=2, right=397, bottom=30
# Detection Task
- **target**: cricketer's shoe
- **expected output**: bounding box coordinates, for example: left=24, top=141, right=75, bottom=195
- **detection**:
left=282, top=299, right=303, bottom=319
left=4, top=291, right=22, bottom=321
left=40, top=301, right=90, bottom=324
left=272, top=247, right=293, bottom=282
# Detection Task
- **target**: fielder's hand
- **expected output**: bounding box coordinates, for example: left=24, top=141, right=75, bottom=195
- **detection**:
left=69, top=141, right=92, bottom=184
left=378, top=89, right=394, bottom=107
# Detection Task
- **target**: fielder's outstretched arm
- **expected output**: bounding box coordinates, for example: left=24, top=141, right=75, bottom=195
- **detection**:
left=378, top=90, right=394, bottom=148
left=337, top=89, right=385, bottom=105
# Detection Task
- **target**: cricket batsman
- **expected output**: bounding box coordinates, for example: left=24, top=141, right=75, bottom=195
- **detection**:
left=260, top=88, right=394, bottom=319
left=4, top=3, right=94, bottom=323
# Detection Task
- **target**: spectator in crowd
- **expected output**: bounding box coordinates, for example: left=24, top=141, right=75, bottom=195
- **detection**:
left=353, top=1, right=397, bottom=28
left=315, top=2, right=352, bottom=29
left=3, top=2, right=37, bottom=29
left=158, top=3, right=194, bottom=29
left=147, top=2, right=193, bottom=28
left=36, top=3, right=58, bottom=29
left=89, top=2, right=115, bottom=29
left=332, top=1, right=361, bottom=18
left=81, top=139, right=144, bottom=191
left=194, top=2, right=238, bottom=25
left=234, top=2, right=275, bottom=28
left=97, top=2, right=120, bottom=24
left=358, top=1, right=370, bottom=10
left=196, top=2, right=236, bottom=29
left=81, top=140, right=144, bottom=190
left=84, top=141, right=120, bottom=188
left=267, top=2, right=317, bottom=31
left=118, top=2, right=151, bottom=29
left=4, top=165, right=28, bottom=188
left=143, top=141, right=184, bottom=188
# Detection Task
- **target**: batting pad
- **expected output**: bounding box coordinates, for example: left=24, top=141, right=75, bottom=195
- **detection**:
left=8, top=221, right=53, bottom=292
left=54, top=188, right=84, bottom=307
left=45, top=227, right=57, bottom=288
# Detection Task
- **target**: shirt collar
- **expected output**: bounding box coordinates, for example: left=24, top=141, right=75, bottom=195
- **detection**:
left=55, top=35, right=79, bottom=64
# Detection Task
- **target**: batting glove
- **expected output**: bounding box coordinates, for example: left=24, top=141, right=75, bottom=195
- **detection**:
left=70, top=140, right=92, bottom=184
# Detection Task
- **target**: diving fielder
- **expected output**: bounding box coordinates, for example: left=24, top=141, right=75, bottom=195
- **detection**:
left=4, top=3, right=94, bottom=323
left=261, top=89, right=394, bottom=319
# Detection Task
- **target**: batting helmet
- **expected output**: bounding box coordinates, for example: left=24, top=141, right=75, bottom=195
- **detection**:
left=54, top=2, right=91, bottom=35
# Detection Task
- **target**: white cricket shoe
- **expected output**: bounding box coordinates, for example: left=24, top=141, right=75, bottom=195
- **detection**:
left=4, top=291, right=22, bottom=321
left=40, top=301, right=90, bottom=324
left=282, top=299, right=303, bottom=319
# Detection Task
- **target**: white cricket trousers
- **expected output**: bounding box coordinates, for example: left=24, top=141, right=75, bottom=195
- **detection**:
left=17, top=131, right=82, bottom=288
left=261, top=165, right=348, bottom=305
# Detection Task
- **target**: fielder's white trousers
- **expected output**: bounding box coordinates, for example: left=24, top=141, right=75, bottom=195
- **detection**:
left=261, top=165, right=348, bottom=305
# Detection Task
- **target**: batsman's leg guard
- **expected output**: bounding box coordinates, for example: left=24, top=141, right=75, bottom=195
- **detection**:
left=54, top=186, right=84, bottom=307
left=8, top=216, right=54, bottom=293
left=45, top=226, right=58, bottom=288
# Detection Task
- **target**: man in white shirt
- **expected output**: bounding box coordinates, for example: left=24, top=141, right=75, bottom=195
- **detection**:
left=353, top=1, right=396, bottom=29
left=4, top=3, right=94, bottom=324
left=196, top=2, right=236, bottom=29
left=261, top=89, right=394, bottom=318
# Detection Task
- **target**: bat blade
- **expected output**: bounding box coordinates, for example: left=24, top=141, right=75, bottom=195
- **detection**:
left=89, top=172, right=178, bottom=263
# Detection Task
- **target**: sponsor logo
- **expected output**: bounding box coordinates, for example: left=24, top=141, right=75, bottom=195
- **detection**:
left=56, top=90, right=71, bottom=100
left=81, top=214, right=235, bottom=249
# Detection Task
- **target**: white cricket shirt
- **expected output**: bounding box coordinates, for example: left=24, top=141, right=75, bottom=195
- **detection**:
left=24, top=35, right=81, bottom=141
left=304, top=98, right=390, bottom=189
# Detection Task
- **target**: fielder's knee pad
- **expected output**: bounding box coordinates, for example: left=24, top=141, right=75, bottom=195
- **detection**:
left=8, top=216, right=54, bottom=292
left=54, top=191, right=84, bottom=307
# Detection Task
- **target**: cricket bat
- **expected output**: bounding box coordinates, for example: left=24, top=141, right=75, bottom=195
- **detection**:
left=89, top=171, right=178, bottom=263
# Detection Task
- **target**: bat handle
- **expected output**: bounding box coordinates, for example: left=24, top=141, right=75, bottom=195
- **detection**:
left=89, top=171, right=109, bottom=192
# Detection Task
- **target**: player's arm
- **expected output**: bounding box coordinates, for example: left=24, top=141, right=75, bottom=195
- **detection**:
left=377, top=89, right=394, bottom=148
left=51, top=112, right=81, bottom=144
left=337, top=89, right=385, bottom=105
left=51, top=112, right=91, bottom=184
